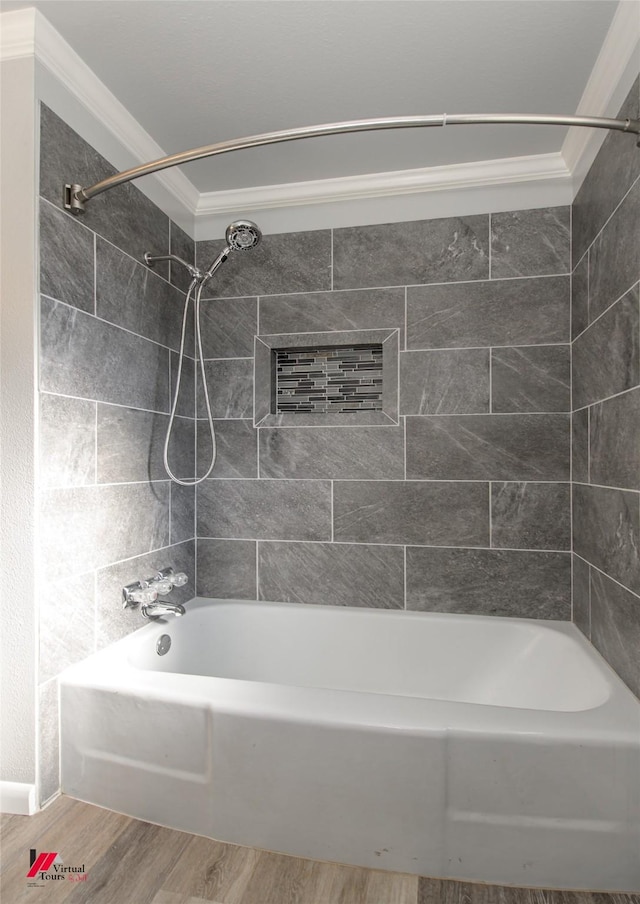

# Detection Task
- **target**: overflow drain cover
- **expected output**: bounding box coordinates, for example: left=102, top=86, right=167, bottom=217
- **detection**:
left=156, top=634, right=171, bottom=656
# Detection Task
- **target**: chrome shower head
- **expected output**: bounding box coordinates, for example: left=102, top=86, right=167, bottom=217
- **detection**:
left=225, top=220, right=262, bottom=252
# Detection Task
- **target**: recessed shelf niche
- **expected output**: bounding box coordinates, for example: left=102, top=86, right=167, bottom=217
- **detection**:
left=254, top=328, right=399, bottom=427
left=275, top=343, right=383, bottom=414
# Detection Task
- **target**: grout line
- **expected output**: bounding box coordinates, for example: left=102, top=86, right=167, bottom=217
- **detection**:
left=488, top=212, right=492, bottom=279
left=194, top=476, right=573, bottom=485
left=572, top=480, right=640, bottom=495
left=488, top=482, right=492, bottom=548
left=573, top=382, right=640, bottom=414
left=489, top=347, right=493, bottom=413
left=403, top=416, right=407, bottom=481
left=330, top=229, right=334, bottom=291
left=403, top=545, right=407, bottom=610
left=93, top=232, right=97, bottom=317
left=577, top=169, right=640, bottom=279
left=586, top=405, right=590, bottom=485
left=330, top=481, right=334, bottom=542
left=195, top=536, right=572, bottom=554
left=94, top=401, right=98, bottom=484
left=577, top=556, right=640, bottom=604
left=41, top=293, right=191, bottom=357
left=202, top=356, right=255, bottom=362
left=571, top=277, right=640, bottom=344
left=200, top=271, right=569, bottom=302
left=40, top=389, right=197, bottom=420
left=40, top=196, right=186, bottom=294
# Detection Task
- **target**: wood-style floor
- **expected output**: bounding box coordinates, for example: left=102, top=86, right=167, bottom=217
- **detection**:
left=1, top=795, right=638, bottom=904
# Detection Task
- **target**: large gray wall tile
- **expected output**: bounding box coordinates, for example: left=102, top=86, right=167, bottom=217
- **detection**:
left=491, top=345, right=570, bottom=413
left=169, top=221, right=195, bottom=293
left=333, top=216, right=489, bottom=289
left=196, top=230, right=331, bottom=297
left=259, top=426, right=404, bottom=479
left=40, top=200, right=94, bottom=313
left=407, top=276, right=569, bottom=349
left=198, top=359, right=254, bottom=419
left=573, top=484, right=640, bottom=595
left=97, top=404, right=195, bottom=483
left=490, top=482, right=571, bottom=550
left=571, top=407, right=589, bottom=485
left=171, top=484, right=195, bottom=544
left=258, top=541, right=404, bottom=608
left=41, top=481, right=170, bottom=580
left=588, top=178, right=640, bottom=321
left=590, top=568, right=640, bottom=699
left=406, top=547, right=571, bottom=619
left=96, top=238, right=189, bottom=352
left=170, top=352, right=196, bottom=419
left=96, top=541, right=195, bottom=648
left=38, top=680, right=59, bottom=805
left=41, top=296, right=170, bottom=412
left=40, top=393, right=96, bottom=488
left=196, top=539, right=257, bottom=599
left=571, top=252, right=589, bottom=340
left=197, top=296, right=257, bottom=358
left=333, top=480, right=489, bottom=547
left=40, top=105, right=170, bottom=275
left=590, top=388, right=640, bottom=491
left=400, top=349, right=489, bottom=414
left=572, top=554, right=591, bottom=639
left=572, top=77, right=640, bottom=265
left=198, top=419, right=258, bottom=478
left=39, top=572, right=95, bottom=684
left=571, top=285, right=639, bottom=409
left=259, top=288, right=405, bottom=338
left=197, top=479, right=331, bottom=540
left=490, top=207, right=570, bottom=278
left=406, top=414, right=570, bottom=481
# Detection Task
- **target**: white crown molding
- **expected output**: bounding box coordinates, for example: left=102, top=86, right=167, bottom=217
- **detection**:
left=2, top=4, right=637, bottom=237
left=562, top=0, right=640, bottom=183
left=0, top=8, right=199, bottom=219
left=195, top=153, right=569, bottom=219
left=0, top=7, right=35, bottom=60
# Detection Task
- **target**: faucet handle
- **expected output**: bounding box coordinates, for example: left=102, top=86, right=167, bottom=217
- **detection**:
left=122, top=581, right=158, bottom=609
left=148, top=577, right=174, bottom=595
left=156, top=567, right=189, bottom=588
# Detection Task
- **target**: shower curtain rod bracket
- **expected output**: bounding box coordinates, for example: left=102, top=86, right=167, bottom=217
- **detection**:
left=62, top=113, right=640, bottom=215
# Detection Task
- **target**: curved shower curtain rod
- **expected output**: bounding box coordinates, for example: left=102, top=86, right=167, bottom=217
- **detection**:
left=63, top=112, right=640, bottom=214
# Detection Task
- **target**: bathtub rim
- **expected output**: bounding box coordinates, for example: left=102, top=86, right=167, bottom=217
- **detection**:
left=58, top=597, right=640, bottom=743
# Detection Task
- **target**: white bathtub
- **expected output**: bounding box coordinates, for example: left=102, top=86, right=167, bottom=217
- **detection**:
left=59, top=598, right=640, bottom=891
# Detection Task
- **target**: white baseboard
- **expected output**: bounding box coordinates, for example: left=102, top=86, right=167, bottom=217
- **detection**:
left=0, top=780, right=37, bottom=815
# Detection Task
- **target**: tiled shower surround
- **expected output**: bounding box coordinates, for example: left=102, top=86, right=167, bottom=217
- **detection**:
left=37, top=105, right=196, bottom=803
left=36, top=76, right=639, bottom=805
left=194, top=209, right=573, bottom=616
left=570, top=76, right=640, bottom=698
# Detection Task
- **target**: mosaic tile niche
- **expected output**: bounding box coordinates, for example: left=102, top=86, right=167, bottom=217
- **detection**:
left=275, top=343, right=383, bottom=413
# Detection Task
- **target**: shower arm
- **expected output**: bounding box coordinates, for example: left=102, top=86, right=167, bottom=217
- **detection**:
left=63, top=112, right=640, bottom=214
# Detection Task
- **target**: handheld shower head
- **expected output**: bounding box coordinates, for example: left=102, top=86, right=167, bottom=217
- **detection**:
left=225, top=220, right=262, bottom=252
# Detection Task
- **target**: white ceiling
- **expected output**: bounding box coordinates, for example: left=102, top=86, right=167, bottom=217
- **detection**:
left=1, top=0, right=622, bottom=195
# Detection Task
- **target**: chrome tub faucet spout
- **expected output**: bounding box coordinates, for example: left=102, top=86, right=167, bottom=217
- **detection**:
left=141, top=600, right=186, bottom=620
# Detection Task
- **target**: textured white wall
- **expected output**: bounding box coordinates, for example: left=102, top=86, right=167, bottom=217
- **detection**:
left=0, top=55, right=38, bottom=784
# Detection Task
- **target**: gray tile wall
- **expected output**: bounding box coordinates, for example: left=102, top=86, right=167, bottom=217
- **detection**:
left=195, top=205, right=572, bottom=622
left=37, top=105, right=196, bottom=803
left=570, top=76, right=640, bottom=699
